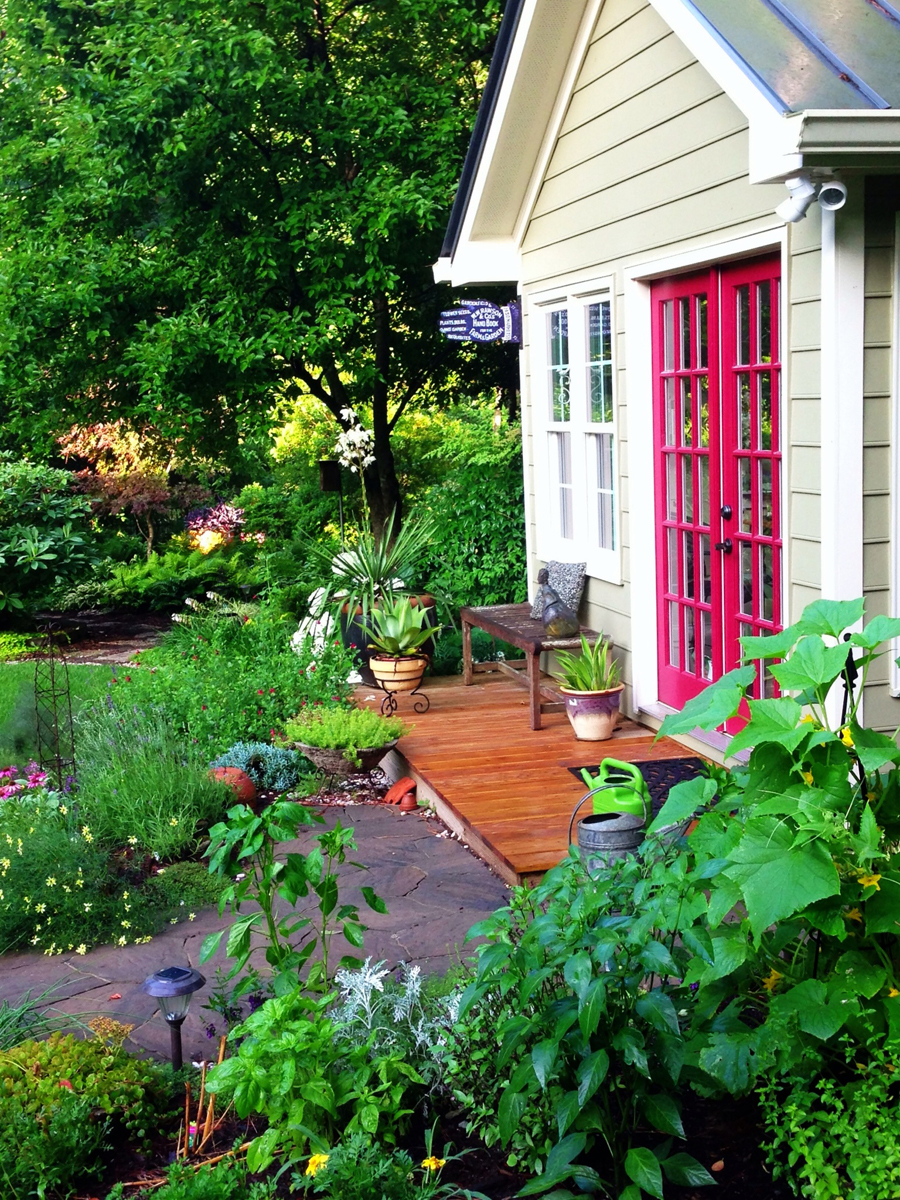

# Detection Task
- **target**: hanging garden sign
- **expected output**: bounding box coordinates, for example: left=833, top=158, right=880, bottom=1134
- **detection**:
left=438, top=299, right=521, bottom=344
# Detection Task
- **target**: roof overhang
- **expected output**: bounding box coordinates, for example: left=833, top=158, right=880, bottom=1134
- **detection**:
left=436, top=0, right=900, bottom=287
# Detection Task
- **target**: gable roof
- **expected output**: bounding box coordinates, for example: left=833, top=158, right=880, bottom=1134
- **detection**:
left=436, top=0, right=900, bottom=285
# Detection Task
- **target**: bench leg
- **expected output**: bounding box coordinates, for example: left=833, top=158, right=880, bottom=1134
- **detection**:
left=527, top=650, right=541, bottom=730
left=462, top=618, right=473, bottom=686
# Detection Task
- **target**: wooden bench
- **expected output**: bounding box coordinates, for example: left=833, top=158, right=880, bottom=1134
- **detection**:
left=460, top=602, right=602, bottom=731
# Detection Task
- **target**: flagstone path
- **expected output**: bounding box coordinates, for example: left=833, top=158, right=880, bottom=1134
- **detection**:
left=0, top=805, right=509, bottom=1064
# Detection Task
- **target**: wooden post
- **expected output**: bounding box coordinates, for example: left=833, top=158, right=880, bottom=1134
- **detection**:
left=462, top=615, right=473, bottom=686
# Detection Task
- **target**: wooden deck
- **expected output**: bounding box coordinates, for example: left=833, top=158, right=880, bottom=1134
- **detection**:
left=357, top=673, right=701, bottom=885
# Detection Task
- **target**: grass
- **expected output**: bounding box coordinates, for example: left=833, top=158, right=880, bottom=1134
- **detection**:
left=0, top=663, right=110, bottom=766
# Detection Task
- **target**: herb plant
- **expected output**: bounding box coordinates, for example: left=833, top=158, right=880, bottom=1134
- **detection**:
left=283, top=705, right=409, bottom=758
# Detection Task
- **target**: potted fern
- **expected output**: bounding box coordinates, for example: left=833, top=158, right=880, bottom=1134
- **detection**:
left=364, top=594, right=440, bottom=695
left=553, top=634, right=624, bottom=740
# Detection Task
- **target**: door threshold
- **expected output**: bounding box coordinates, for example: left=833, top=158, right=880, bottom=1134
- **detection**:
left=636, top=701, right=750, bottom=765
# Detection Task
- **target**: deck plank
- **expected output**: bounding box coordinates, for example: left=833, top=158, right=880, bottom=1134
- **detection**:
left=357, top=674, right=700, bottom=884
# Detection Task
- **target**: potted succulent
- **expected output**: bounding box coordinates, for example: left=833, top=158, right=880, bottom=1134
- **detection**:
left=364, top=594, right=440, bottom=695
left=553, top=634, right=624, bottom=741
left=281, top=706, right=409, bottom=779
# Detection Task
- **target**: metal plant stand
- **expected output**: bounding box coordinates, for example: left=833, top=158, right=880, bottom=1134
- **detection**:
left=374, top=679, right=430, bottom=717
left=34, top=627, right=76, bottom=791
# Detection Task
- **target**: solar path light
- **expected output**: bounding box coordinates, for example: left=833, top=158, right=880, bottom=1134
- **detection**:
left=141, top=966, right=205, bottom=1071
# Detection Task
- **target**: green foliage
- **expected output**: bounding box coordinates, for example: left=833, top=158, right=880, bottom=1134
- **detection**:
left=759, top=1036, right=900, bottom=1199
left=106, top=1157, right=277, bottom=1200
left=143, top=860, right=224, bottom=913
left=117, top=599, right=357, bottom=754
left=364, top=594, right=439, bottom=656
left=209, top=740, right=310, bottom=793
left=430, top=628, right=521, bottom=677
left=0, top=1031, right=172, bottom=1198
left=552, top=635, right=620, bottom=692
left=76, top=699, right=229, bottom=859
left=447, top=846, right=714, bottom=1196
left=0, top=633, right=36, bottom=663
left=284, top=706, right=409, bottom=758
left=0, top=983, right=66, bottom=1052
left=0, top=663, right=108, bottom=764
left=419, top=422, right=526, bottom=611
left=206, top=991, right=425, bottom=1174
left=0, top=460, right=98, bottom=612
left=202, top=803, right=388, bottom=994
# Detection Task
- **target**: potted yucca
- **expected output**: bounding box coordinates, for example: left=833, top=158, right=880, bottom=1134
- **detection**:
left=553, top=634, right=623, bottom=740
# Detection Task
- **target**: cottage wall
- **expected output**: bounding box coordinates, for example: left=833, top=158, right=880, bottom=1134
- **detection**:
left=519, top=0, right=824, bottom=723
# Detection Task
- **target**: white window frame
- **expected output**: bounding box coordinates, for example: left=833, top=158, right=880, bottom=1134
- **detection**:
left=530, top=276, right=621, bottom=584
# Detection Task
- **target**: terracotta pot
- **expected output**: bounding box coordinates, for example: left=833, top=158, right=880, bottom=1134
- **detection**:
left=560, top=684, right=625, bottom=741
left=208, top=767, right=257, bottom=803
left=341, top=595, right=437, bottom=684
left=370, top=654, right=428, bottom=694
left=289, top=739, right=399, bottom=779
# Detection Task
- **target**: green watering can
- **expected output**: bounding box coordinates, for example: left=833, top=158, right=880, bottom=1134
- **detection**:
left=579, top=758, right=651, bottom=822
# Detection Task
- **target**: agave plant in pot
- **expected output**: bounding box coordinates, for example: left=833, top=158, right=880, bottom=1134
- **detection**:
left=553, top=634, right=624, bottom=741
left=364, top=594, right=441, bottom=700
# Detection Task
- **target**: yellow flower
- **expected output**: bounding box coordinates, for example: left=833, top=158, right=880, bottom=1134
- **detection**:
left=45, top=877, right=56, bottom=888
left=802, top=770, right=814, bottom=786
left=83, top=902, right=92, bottom=912
left=840, top=726, right=854, bottom=748
left=189, top=912, right=196, bottom=921
left=169, top=918, right=177, bottom=925
left=121, top=920, right=131, bottom=929
left=35, top=903, right=46, bottom=915
left=762, top=969, right=783, bottom=993
left=81, top=826, right=93, bottom=843
left=76, top=944, right=87, bottom=955
left=889, top=988, right=899, bottom=998
left=59, top=805, right=67, bottom=815
left=305, top=1154, right=330, bottom=1177
left=169, top=817, right=179, bottom=827
left=859, top=873, right=882, bottom=891
left=117, top=936, right=127, bottom=946
left=127, top=836, right=138, bottom=845
left=846, top=907, right=863, bottom=923
left=800, top=714, right=815, bottom=725
left=421, top=1156, right=446, bottom=1172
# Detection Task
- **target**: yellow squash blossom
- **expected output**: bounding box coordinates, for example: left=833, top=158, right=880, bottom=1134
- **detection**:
left=305, top=1154, right=330, bottom=1177
left=762, top=968, right=783, bottom=993
left=889, top=988, right=900, bottom=998
left=802, top=770, right=814, bottom=786
left=846, top=907, right=863, bottom=923
left=859, top=873, right=882, bottom=891
left=840, top=726, right=854, bottom=748
left=422, top=1156, right=446, bottom=1171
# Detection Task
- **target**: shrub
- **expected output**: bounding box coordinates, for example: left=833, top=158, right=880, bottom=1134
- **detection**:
left=282, top=706, right=408, bottom=758
left=209, top=741, right=309, bottom=792
left=106, top=1157, right=277, bottom=1200
left=76, top=699, right=229, bottom=859
left=0, top=1031, right=172, bottom=1198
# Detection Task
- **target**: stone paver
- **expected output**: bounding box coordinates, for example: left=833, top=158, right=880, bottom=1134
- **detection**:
left=1, top=805, right=509, bottom=1064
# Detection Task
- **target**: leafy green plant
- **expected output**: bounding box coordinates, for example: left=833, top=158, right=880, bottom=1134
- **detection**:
left=759, top=1035, right=900, bottom=1198
left=202, top=802, right=388, bottom=994
left=552, top=634, right=620, bottom=692
left=77, top=700, right=228, bottom=859
left=283, top=705, right=408, bottom=761
left=0, top=1030, right=173, bottom=1198
left=448, top=841, right=715, bottom=1198
left=0, top=633, right=36, bottom=663
left=364, top=594, right=440, bottom=656
left=0, top=982, right=67, bottom=1051
left=105, top=1157, right=277, bottom=1200
left=205, top=991, right=425, bottom=1174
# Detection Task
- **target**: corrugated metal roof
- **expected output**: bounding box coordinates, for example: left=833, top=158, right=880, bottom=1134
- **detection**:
left=688, top=0, right=900, bottom=111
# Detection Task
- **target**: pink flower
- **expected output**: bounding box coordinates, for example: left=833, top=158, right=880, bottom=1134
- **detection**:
left=257, top=689, right=264, bottom=695
left=57, top=1080, right=73, bottom=1090
left=124, top=675, right=131, bottom=682
left=201, top=705, right=207, bottom=711
left=27, top=772, right=48, bottom=788
left=269, top=688, right=275, bottom=694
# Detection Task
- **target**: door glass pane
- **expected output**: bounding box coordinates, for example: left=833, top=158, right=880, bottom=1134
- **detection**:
left=684, top=607, right=696, bottom=673
left=697, top=295, right=708, bottom=370
left=668, top=602, right=680, bottom=667
left=759, top=459, right=772, bottom=536
left=757, top=280, right=771, bottom=363
left=738, top=375, right=750, bottom=449
left=664, top=377, right=675, bottom=444
left=736, top=283, right=750, bottom=365
left=759, top=373, right=772, bottom=450
left=700, top=533, right=711, bottom=604
left=740, top=541, right=753, bottom=616
left=761, top=543, right=774, bottom=621
left=682, top=457, right=693, bottom=523
left=667, top=527, right=678, bottom=592
left=764, top=663, right=777, bottom=697
left=549, top=310, right=570, bottom=421
left=699, top=456, right=710, bottom=526
left=666, top=455, right=677, bottom=520
left=679, top=298, right=691, bottom=370
left=739, top=458, right=752, bottom=532
left=681, top=378, right=693, bottom=446
left=699, top=376, right=709, bottom=447
left=588, top=301, right=613, bottom=423
left=662, top=300, right=674, bottom=371
left=683, top=531, right=694, bottom=599
left=701, top=609, right=713, bottom=680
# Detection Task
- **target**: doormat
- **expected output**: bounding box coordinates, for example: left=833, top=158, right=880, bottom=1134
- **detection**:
left=567, top=756, right=708, bottom=819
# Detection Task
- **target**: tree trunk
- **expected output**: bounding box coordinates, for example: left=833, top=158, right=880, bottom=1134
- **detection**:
left=366, top=291, right=403, bottom=538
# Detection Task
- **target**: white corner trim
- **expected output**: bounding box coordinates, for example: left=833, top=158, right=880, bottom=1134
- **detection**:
left=891, top=212, right=900, bottom=696
left=512, top=0, right=604, bottom=248
left=820, top=195, right=865, bottom=720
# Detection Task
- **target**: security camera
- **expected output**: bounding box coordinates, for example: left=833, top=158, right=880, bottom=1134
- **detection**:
left=817, top=180, right=848, bottom=211
left=775, top=174, right=817, bottom=223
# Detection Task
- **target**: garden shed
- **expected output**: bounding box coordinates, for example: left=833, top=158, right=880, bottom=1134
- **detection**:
left=436, top=0, right=900, bottom=746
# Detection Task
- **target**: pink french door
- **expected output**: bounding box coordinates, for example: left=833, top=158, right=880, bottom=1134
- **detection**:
left=652, top=256, right=782, bottom=711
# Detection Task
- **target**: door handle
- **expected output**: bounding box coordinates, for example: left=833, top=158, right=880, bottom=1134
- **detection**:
left=714, top=538, right=733, bottom=553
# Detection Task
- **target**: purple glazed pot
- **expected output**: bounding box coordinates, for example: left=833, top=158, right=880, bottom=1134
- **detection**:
left=560, top=684, right=625, bottom=741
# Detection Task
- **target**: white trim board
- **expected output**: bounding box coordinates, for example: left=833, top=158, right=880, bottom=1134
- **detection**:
left=891, top=211, right=900, bottom=697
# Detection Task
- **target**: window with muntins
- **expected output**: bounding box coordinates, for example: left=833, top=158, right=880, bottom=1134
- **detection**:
left=535, top=286, right=620, bottom=582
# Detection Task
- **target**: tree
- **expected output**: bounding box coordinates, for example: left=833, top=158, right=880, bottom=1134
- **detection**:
left=0, top=0, right=509, bottom=532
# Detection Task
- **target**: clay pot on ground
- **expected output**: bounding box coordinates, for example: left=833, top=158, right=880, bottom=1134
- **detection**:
left=208, top=767, right=257, bottom=803
left=369, top=653, right=429, bottom=694
left=560, top=684, right=625, bottom=741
